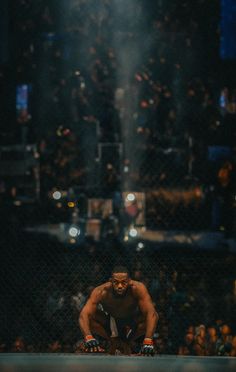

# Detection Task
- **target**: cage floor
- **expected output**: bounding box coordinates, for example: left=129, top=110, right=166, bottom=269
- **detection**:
left=0, top=353, right=236, bottom=372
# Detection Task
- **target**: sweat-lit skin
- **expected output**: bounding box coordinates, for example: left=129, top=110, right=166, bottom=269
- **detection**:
left=79, top=271, right=159, bottom=348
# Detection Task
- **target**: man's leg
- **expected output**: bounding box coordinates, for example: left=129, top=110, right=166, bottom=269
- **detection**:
left=90, top=309, right=110, bottom=340
left=130, top=320, right=146, bottom=341
left=129, top=314, right=146, bottom=341
left=90, top=311, right=128, bottom=354
left=126, top=315, right=146, bottom=354
left=109, top=315, right=146, bottom=355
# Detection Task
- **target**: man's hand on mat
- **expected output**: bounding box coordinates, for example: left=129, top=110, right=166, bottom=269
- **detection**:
left=84, top=335, right=104, bottom=353
left=140, top=338, right=155, bottom=356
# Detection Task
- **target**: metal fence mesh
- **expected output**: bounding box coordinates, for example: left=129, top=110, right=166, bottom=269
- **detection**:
left=0, top=0, right=236, bottom=357
left=1, top=220, right=236, bottom=354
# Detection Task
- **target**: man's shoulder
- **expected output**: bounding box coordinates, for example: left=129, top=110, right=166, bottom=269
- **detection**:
left=97, top=281, right=112, bottom=291
left=130, top=280, right=147, bottom=295
left=92, top=282, right=112, bottom=297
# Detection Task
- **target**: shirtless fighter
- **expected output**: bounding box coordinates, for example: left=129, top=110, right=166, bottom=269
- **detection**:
left=79, top=266, right=158, bottom=355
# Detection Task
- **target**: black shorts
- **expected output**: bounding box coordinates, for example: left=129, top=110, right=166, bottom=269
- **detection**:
left=97, top=309, right=140, bottom=340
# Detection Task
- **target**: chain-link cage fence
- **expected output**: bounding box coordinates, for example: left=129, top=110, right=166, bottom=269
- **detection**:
left=0, top=0, right=236, bottom=357
left=1, top=207, right=236, bottom=355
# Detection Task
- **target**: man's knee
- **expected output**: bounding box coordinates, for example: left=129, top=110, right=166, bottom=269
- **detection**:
left=91, top=309, right=108, bottom=327
left=130, top=320, right=146, bottom=341
left=89, top=310, right=110, bottom=340
left=136, top=321, right=146, bottom=332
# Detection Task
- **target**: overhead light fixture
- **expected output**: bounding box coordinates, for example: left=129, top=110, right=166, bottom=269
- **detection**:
left=68, top=226, right=80, bottom=237
left=52, top=191, right=62, bottom=200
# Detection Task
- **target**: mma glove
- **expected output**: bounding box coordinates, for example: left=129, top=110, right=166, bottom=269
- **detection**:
left=141, top=338, right=155, bottom=356
left=84, top=335, right=101, bottom=352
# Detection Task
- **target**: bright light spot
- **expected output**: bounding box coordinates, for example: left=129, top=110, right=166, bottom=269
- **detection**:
left=195, top=188, right=202, bottom=198
left=69, top=227, right=80, bottom=237
left=52, top=191, right=62, bottom=200
left=115, top=88, right=125, bottom=100
left=56, top=126, right=62, bottom=136
left=68, top=201, right=75, bottom=208
left=129, top=228, right=138, bottom=238
left=136, top=242, right=144, bottom=252
left=127, top=193, right=135, bottom=202
left=56, top=202, right=62, bottom=208
left=69, top=238, right=76, bottom=244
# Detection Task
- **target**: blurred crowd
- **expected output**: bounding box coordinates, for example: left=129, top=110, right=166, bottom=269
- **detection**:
left=0, top=0, right=235, bottom=233
left=2, top=322, right=236, bottom=356
left=1, top=0, right=234, bottom=190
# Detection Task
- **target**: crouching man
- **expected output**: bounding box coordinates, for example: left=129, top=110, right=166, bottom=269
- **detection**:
left=79, top=266, right=158, bottom=355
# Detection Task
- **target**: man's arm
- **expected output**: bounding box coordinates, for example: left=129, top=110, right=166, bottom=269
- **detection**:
left=79, top=286, right=102, bottom=338
left=136, top=282, right=158, bottom=339
left=135, top=282, right=158, bottom=355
